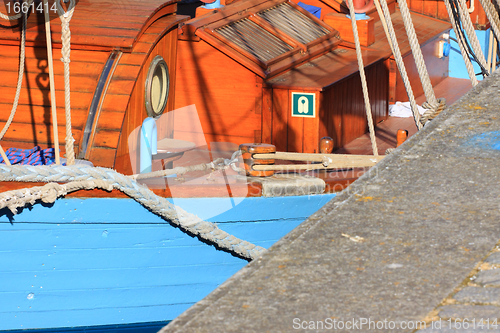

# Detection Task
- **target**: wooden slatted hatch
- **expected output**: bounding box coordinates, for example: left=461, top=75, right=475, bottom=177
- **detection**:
left=0, top=0, right=187, bottom=172
left=175, top=0, right=391, bottom=154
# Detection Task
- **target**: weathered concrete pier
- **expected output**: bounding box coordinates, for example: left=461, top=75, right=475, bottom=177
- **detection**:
left=160, top=71, right=500, bottom=332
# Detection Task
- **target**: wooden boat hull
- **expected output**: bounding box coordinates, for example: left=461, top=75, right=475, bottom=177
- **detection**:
left=0, top=194, right=335, bottom=331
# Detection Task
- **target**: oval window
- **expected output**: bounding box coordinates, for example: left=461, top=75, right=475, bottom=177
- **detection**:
left=145, top=55, right=169, bottom=117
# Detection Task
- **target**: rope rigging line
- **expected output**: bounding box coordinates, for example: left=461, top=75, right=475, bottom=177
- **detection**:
left=452, top=0, right=489, bottom=76
left=444, top=0, right=479, bottom=84
left=56, top=0, right=76, bottom=165
left=0, top=164, right=266, bottom=261
left=397, top=0, right=438, bottom=107
left=397, top=0, right=448, bottom=125
left=478, top=0, right=500, bottom=72
left=346, top=0, right=379, bottom=156
left=44, top=0, right=61, bottom=165
left=374, top=0, right=423, bottom=129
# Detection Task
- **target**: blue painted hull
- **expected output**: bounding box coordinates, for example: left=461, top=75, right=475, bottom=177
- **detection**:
left=0, top=194, right=335, bottom=331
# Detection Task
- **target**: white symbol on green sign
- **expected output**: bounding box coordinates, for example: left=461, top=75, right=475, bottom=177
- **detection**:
left=291, top=92, right=316, bottom=118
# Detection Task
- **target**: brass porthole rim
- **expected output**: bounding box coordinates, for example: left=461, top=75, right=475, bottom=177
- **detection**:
left=145, top=55, right=170, bottom=117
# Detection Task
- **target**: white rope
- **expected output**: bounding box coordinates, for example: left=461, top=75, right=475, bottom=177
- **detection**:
left=444, top=0, right=479, bottom=85
left=397, top=0, right=449, bottom=125
left=479, top=0, right=500, bottom=43
left=0, top=164, right=266, bottom=260
left=56, top=0, right=76, bottom=165
left=478, top=0, right=500, bottom=72
left=346, top=3, right=378, bottom=155
left=457, top=0, right=488, bottom=72
left=374, top=0, right=423, bottom=129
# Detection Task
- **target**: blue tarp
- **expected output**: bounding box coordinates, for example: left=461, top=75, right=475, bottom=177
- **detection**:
left=297, top=2, right=322, bottom=19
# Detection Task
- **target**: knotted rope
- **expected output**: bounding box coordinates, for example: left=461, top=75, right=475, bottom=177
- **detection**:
left=56, top=0, right=76, bottom=165
left=346, top=0, right=379, bottom=156
left=0, top=164, right=266, bottom=261
left=420, top=98, right=447, bottom=125
left=394, top=0, right=449, bottom=125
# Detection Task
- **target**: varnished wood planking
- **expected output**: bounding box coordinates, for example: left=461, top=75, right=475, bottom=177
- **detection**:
left=409, top=0, right=488, bottom=28
left=262, top=87, right=273, bottom=144
left=0, top=87, right=93, bottom=110
left=0, top=69, right=99, bottom=93
left=0, top=105, right=87, bottom=128
left=394, top=34, right=449, bottom=102
left=321, top=61, right=389, bottom=150
left=369, top=11, right=450, bottom=105
left=0, top=41, right=107, bottom=156
left=173, top=39, right=262, bottom=146
left=303, top=96, right=320, bottom=153
left=0, top=1, right=182, bottom=168
left=87, top=147, right=118, bottom=169
left=287, top=92, right=305, bottom=153
left=271, top=89, right=289, bottom=152
left=0, top=0, right=178, bottom=50
left=0, top=47, right=109, bottom=67
left=0, top=122, right=82, bottom=147
left=324, top=14, right=375, bottom=46
left=93, top=130, right=121, bottom=149
left=113, top=20, right=183, bottom=172
left=0, top=55, right=106, bottom=78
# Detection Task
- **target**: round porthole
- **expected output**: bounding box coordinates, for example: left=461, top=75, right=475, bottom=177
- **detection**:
left=145, top=55, right=169, bottom=117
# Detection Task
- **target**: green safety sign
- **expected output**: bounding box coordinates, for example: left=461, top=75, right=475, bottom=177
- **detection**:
left=291, top=92, right=316, bottom=118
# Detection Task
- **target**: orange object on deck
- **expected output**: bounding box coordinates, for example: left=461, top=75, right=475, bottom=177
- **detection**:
left=396, top=129, right=408, bottom=147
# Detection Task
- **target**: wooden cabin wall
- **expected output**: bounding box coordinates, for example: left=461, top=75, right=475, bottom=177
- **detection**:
left=0, top=44, right=106, bottom=155
left=174, top=39, right=263, bottom=149
left=261, top=60, right=388, bottom=153
left=263, top=88, right=320, bottom=153
left=319, top=59, right=389, bottom=150
left=393, top=33, right=449, bottom=102
left=408, top=0, right=488, bottom=29
left=113, top=26, right=180, bottom=175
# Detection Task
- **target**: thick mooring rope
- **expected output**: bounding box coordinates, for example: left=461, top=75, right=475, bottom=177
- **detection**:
left=346, top=0, right=379, bottom=156
left=57, top=0, right=76, bottom=165
left=0, top=164, right=266, bottom=261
